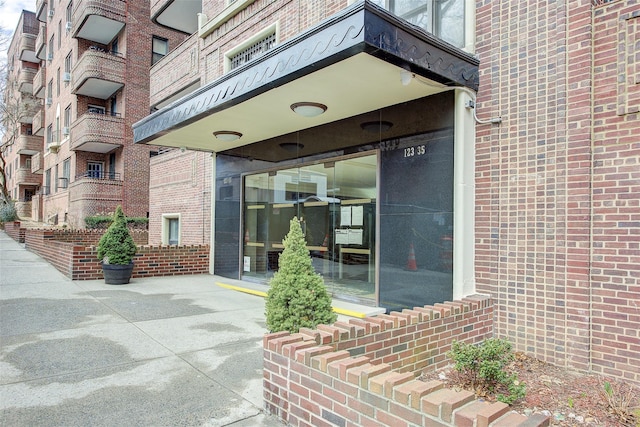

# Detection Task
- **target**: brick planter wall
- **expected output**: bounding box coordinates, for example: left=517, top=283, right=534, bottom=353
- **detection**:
left=3, top=222, right=25, bottom=243
left=264, top=295, right=549, bottom=427
left=22, top=228, right=208, bottom=280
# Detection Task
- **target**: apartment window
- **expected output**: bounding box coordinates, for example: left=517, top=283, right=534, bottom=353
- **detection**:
left=372, top=0, right=466, bottom=48
left=56, top=68, right=60, bottom=96
left=66, top=2, right=72, bottom=24
left=48, top=35, right=54, bottom=60
left=47, top=79, right=53, bottom=103
left=60, top=158, right=70, bottom=188
left=46, top=124, right=53, bottom=143
left=109, top=95, right=117, bottom=116
left=88, top=105, right=105, bottom=115
left=162, top=214, right=181, bottom=245
left=64, top=52, right=72, bottom=73
left=54, top=164, right=59, bottom=192
left=25, top=157, right=32, bottom=170
left=87, top=161, right=103, bottom=179
left=111, top=37, right=119, bottom=55
left=58, top=20, right=62, bottom=48
left=228, top=30, right=276, bottom=70
left=152, top=36, right=168, bottom=65
left=44, top=169, right=51, bottom=195
left=64, top=105, right=71, bottom=128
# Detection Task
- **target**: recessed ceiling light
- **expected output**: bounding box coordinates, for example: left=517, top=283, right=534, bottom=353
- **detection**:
left=279, top=142, right=304, bottom=152
left=290, top=102, right=327, bottom=118
left=360, top=121, right=393, bottom=133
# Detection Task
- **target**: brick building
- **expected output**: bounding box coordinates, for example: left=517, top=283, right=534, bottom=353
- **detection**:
left=138, top=0, right=638, bottom=385
left=2, top=1, right=184, bottom=227
left=1, top=11, right=41, bottom=218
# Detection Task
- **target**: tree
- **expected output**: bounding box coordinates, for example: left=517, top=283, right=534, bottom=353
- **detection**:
left=97, top=206, right=137, bottom=265
left=265, top=217, right=337, bottom=333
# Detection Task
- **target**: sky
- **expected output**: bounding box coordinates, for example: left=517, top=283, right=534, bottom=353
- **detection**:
left=1, top=0, right=35, bottom=55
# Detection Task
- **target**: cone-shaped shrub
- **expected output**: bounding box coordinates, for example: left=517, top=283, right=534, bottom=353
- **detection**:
left=266, top=217, right=337, bottom=333
left=97, top=206, right=137, bottom=265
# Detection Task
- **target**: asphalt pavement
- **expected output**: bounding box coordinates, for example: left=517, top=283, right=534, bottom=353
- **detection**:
left=0, top=230, right=286, bottom=426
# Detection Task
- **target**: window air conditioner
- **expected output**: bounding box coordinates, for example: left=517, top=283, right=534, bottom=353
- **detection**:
left=48, top=9, right=55, bottom=18
left=62, top=72, right=71, bottom=82
left=45, top=98, right=52, bottom=106
left=58, top=177, right=68, bottom=189
left=65, top=21, right=72, bottom=32
left=62, top=126, right=70, bottom=136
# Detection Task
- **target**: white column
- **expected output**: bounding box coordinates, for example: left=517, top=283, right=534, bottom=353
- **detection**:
left=453, top=89, right=476, bottom=299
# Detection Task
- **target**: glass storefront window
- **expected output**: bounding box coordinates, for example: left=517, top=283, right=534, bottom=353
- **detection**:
left=242, top=154, right=378, bottom=305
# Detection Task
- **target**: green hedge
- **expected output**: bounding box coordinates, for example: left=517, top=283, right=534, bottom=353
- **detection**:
left=85, top=214, right=148, bottom=230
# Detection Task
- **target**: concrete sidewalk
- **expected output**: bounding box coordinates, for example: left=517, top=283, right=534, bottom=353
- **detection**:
left=0, top=231, right=285, bottom=426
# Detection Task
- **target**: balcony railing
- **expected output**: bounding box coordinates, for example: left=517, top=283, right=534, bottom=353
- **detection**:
left=76, top=171, right=122, bottom=180
left=150, top=32, right=200, bottom=109
left=32, top=109, right=45, bottom=136
left=18, top=67, right=37, bottom=93
left=32, top=66, right=46, bottom=98
left=35, top=24, right=47, bottom=60
left=15, top=134, right=43, bottom=155
left=70, top=111, right=125, bottom=152
left=72, top=0, right=126, bottom=45
left=72, top=48, right=125, bottom=99
left=31, top=151, right=44, bottom=174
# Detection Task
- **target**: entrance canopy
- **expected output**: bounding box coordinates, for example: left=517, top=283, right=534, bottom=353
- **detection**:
left=132, top=1, right=479, bottom=153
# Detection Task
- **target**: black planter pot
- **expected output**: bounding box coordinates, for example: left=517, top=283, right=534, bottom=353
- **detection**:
left=102, top=263, right=134, bottom=285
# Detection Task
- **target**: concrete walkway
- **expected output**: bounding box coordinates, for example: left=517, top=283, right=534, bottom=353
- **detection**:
left=0, top=231, right=285, bottom=426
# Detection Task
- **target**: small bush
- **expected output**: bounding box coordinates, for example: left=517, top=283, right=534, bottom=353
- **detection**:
left=600, top=380, right=639, bottom=426
left=0, top=200, right=18, bottom=223
left=96, top=206, right=137, bottom=265
left=448, top=338, right=526, bottom=405
left=265, top=217, right=337, bottom=333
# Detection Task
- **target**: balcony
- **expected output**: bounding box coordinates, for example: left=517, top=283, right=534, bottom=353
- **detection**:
left=150, top=33, right=200, bottom=109
left=15, top=167, right=42, bottom=186
left=32, top=109, right=45, bottom=136
left=31, top=152, right=44, bottom=174
left=35, top=24, right=47, bottom=60
left=19, top=33, right=38, bottom=64
left=33, top=67, right=46, bottom=98
left=70, top=111, right=125, bottom=153
left=72, top=48, right=125, bottom=99
left=69, top=172, right=123, bottom=211
left=18, top=67, right=37, bottom=94
left=72, top=0, right=126, bottom=45
left=151, top=0, right=201, bottom=34
left=47, top=131, right=62, bottom=153
left=36, top=0, right=48, bottom=22
left=15, top=134, right=43, bottom=155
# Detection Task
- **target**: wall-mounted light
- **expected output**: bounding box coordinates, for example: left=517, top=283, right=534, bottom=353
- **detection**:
left=290, top=102, right=327, bottom=118
left=213, top=131, right=242, bottom=141
left=360, top=121, right=393, bottom=133
left=279, top=142, right=304, bottom=152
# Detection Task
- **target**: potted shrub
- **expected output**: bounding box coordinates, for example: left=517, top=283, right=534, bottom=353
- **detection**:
left=265, top=217, right=337, bottom=333
left=97, top=206, right=137, bottom=285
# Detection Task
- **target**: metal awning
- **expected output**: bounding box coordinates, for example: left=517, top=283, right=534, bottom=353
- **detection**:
left=133, top=1, right=479, bottom=153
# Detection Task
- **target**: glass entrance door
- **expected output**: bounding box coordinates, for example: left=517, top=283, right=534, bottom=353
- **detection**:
left=242, top=154, right=377, bottom=304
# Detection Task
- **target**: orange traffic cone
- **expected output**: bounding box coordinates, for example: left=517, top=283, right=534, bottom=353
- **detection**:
left=321, top=234, right=329, bottom=247
left=406, top=243, right=418, bottom=271
left=244, top=229, right=250, bottom=243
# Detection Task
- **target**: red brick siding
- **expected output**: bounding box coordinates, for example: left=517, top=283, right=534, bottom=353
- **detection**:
left=148, top=149, right=211, bottom=245
left=475, top=0, right=639, bottom=384
left=3, top=222, right=26, bottom=243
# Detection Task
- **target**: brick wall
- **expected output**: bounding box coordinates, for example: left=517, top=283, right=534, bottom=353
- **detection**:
left=148, top=149, right=211, bottom=245
left=23, top=227, right=208, bottom=280
left=3, top=222, right=26, bottom=243
left=263, top=296, right=552, bottom=427
left=475, top=0, right=639, bottom=384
